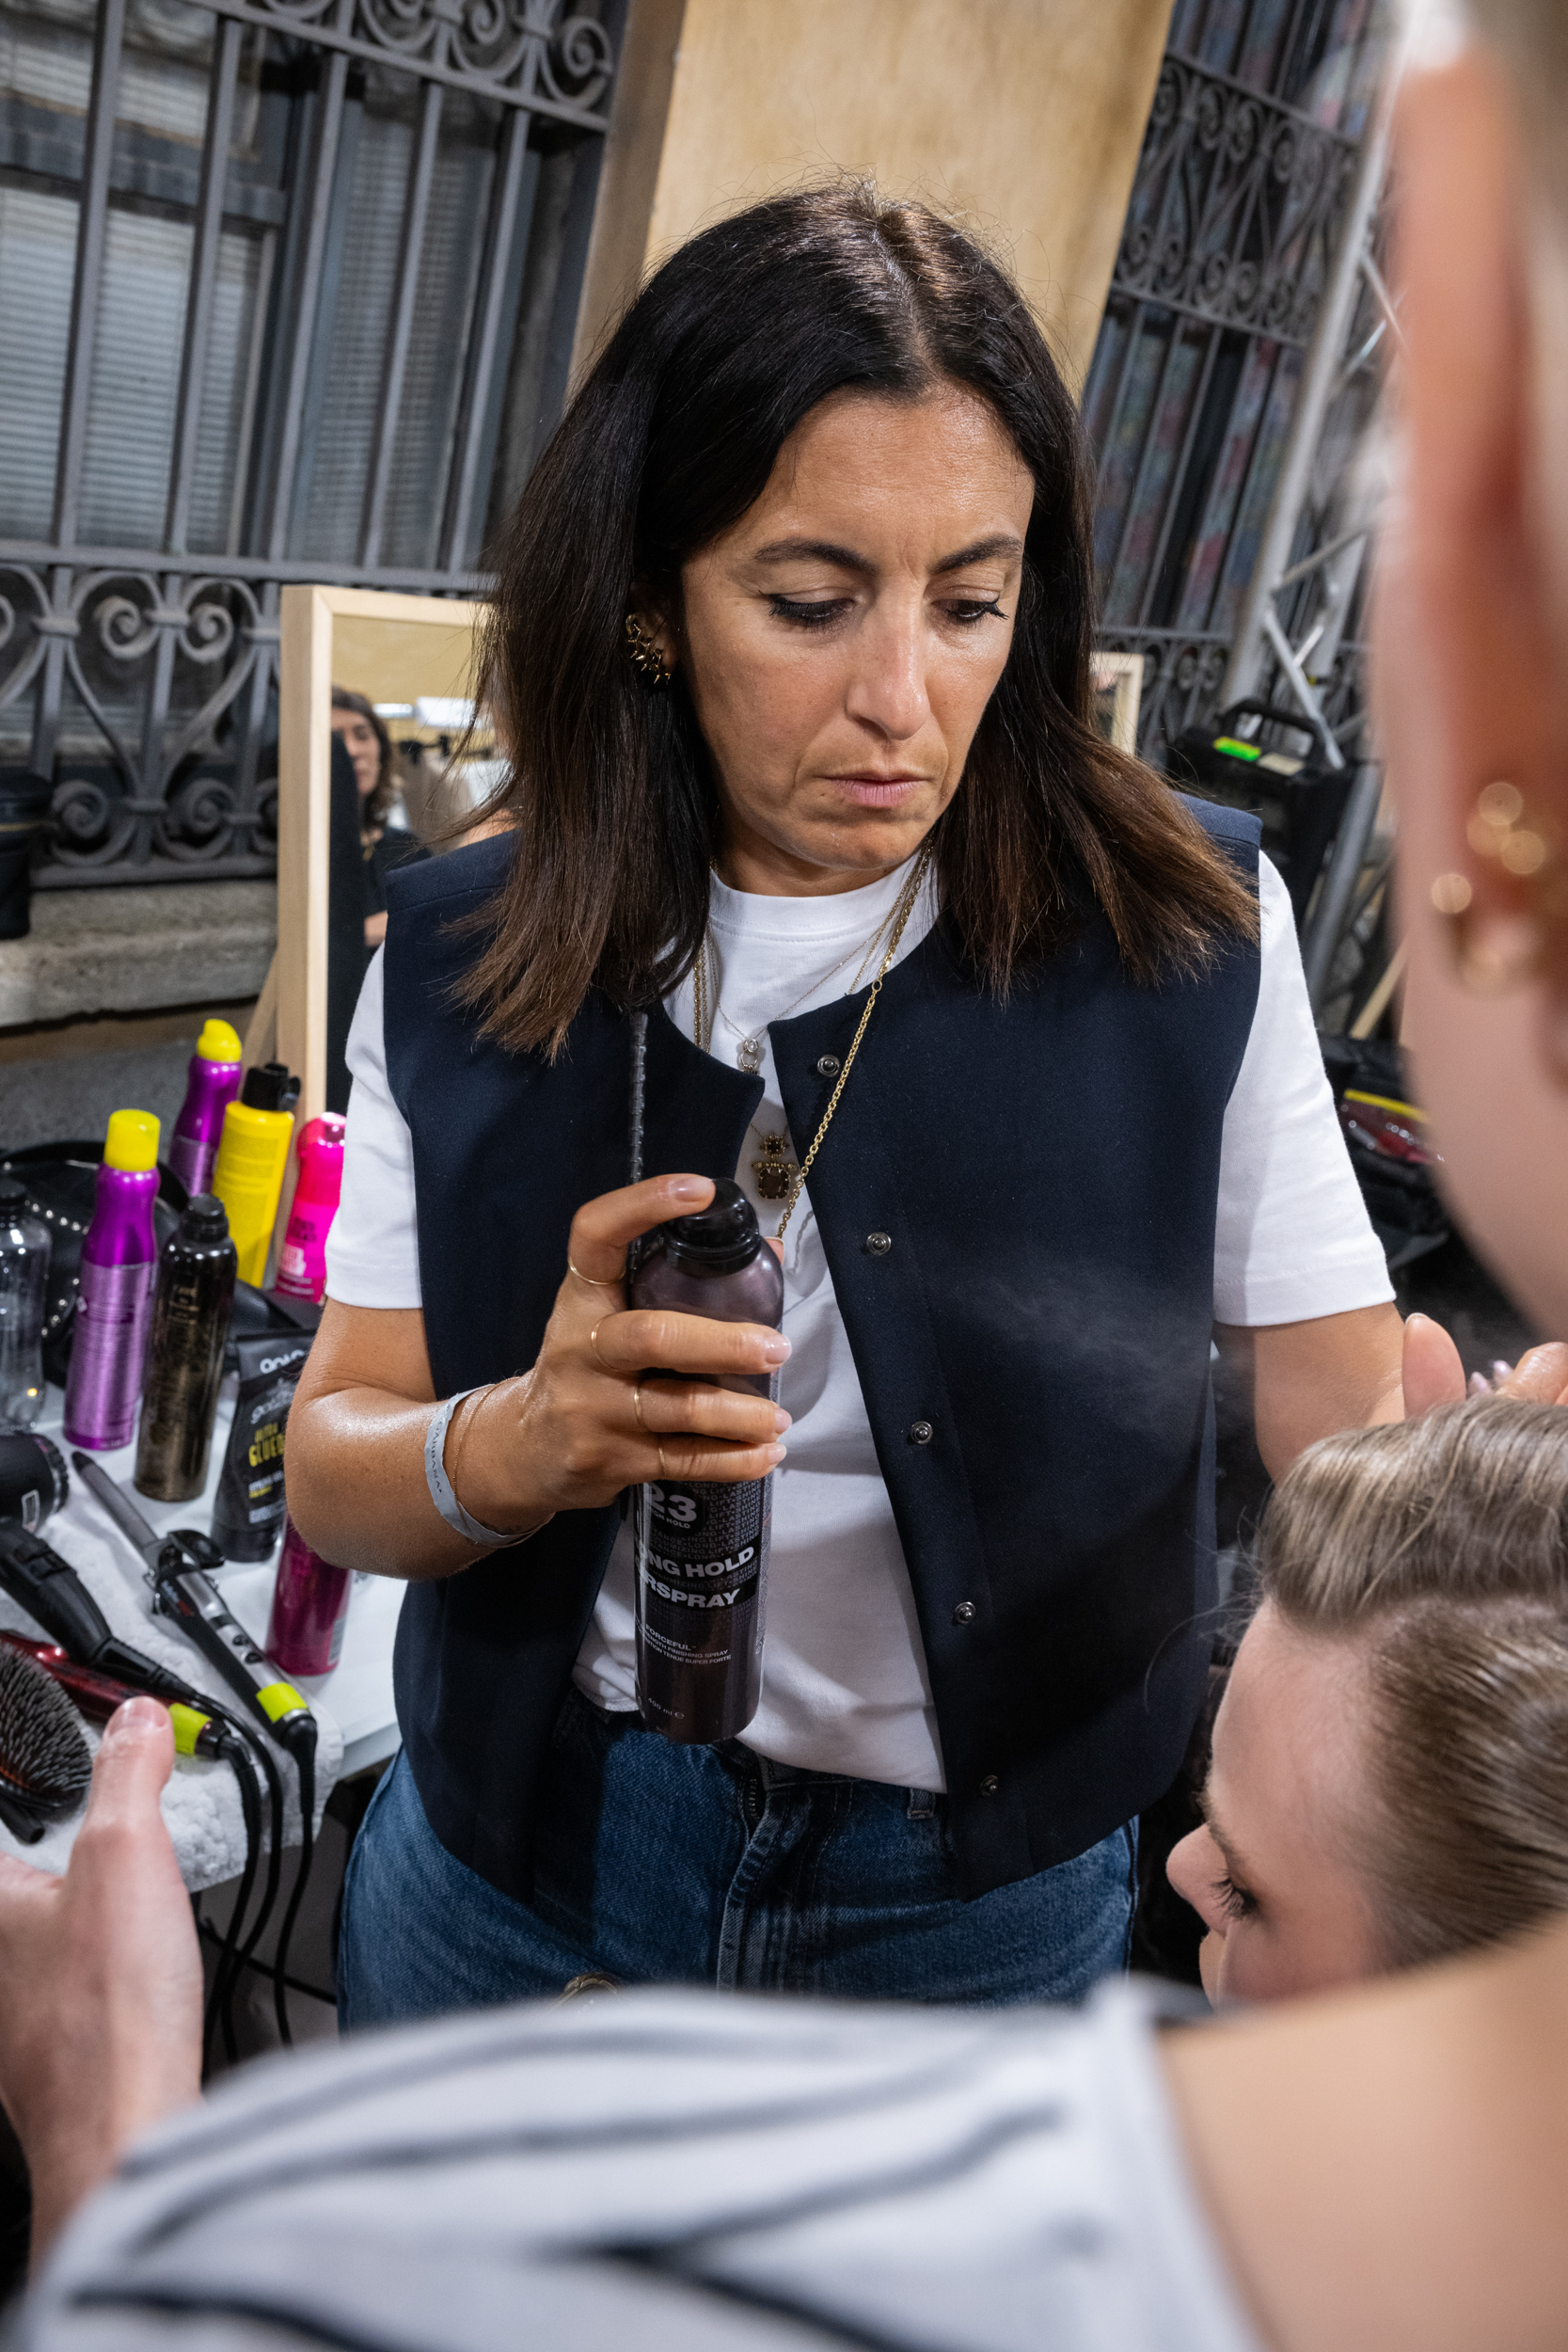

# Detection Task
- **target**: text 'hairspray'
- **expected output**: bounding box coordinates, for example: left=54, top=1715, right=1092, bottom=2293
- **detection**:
left=630, top=1180, right=784, bottom=1744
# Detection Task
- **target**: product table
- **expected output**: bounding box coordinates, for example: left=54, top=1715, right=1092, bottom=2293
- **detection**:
left=0, top=1380, right=402, bottom=1890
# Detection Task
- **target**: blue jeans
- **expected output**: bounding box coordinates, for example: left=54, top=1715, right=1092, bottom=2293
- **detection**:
left=339, top=1687, right=1137, bottom=2028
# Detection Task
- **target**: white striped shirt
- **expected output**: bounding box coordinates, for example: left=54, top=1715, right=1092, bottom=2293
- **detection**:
left=19, top=1983, right=1259, bottom=2352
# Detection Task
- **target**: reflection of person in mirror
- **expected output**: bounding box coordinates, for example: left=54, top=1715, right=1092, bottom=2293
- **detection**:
left=330, top=687, right=425, bottom=949
left=1168, top=1390, right=1568, bottom=2004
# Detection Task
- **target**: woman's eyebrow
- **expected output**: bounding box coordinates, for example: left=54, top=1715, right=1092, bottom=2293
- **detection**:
left=751, top=537, right=872, bottom=572
left=749, top=533, right=1024, bottom=573
left=932, top=533, right=1024, bottom=573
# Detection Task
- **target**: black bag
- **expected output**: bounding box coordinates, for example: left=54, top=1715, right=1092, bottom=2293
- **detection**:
left=1166, top=701, right=1356, bottom=928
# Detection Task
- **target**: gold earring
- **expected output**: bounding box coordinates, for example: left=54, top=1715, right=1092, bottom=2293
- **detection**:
left=1431, top=780, right=1560, bottom=995
left=625, top=612, right=672, bottom=686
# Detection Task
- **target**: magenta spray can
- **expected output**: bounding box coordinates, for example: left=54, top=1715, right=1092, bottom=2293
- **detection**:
left=63, top=1110, right=162, bottom=1452
left=167, top=1019, right=245, bottom=1200
left=629, top=1180, right=784, bottom=1743
left=265, top=1516, right=352, bottom=1676
left=273, top=1115, right=345, bottom=1304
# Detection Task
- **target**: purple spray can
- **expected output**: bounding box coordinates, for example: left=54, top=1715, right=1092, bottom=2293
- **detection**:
left=629, top=1179, right=785, bottom=1743
left=63, top=1109, right=162, bottom=1453
left=167, top=1019, right=244, bottom=1200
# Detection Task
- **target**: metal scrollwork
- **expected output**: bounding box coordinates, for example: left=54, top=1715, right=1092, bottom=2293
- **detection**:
left=1112, top=57, right=1356, bottom=347
left=204, top=0, right=615, bottom=124
left=0, top=564, right=281, bottom=886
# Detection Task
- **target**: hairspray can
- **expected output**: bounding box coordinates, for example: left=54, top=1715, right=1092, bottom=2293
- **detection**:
left=166, top=1019, right=245, bottom=1200
left=62, top=1110, right=161, bottom=1452
left=629, top=1180, right=784, bottom=1744
left=134, top=1196, right=238, bottom=1502
left=273, top=1115, right=345, bottom=1303
left=213, top=1063, right=299, bottom=1287
left=265, top=1515, right=351, bottom=1676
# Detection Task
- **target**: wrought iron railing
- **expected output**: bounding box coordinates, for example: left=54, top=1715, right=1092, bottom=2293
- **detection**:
left=0, top=0, right=619, bottom=886
left=1085, top=0, right=1388, bottom=768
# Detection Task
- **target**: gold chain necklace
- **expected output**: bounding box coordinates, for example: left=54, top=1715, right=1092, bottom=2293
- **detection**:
left=690, top=844, right=933, bottom=1240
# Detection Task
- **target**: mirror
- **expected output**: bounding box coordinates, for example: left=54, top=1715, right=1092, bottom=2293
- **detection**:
left=271, top=587, right=491, bottom=1127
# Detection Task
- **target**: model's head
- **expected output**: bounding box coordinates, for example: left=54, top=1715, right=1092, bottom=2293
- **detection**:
left=467, top=185, right=1253, bottom=1053
left=1381, top=3, right=1568, bottom=1336
left=1168, top=1399, right=1568, bottom=2003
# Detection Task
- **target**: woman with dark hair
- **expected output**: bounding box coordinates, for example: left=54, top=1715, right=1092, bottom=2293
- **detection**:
left=329, top=686, right=423, bottom=950
left=290, top=186, right=1433, bottom=2024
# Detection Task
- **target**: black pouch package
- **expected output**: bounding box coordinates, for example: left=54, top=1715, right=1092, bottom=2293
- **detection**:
left=211, top=1329, right=312, bottom=1561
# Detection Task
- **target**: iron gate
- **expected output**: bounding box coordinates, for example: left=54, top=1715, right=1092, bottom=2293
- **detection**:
left=0, top=0, right=620, bottom=886
left=1085, top=0, right=1390, bottom=767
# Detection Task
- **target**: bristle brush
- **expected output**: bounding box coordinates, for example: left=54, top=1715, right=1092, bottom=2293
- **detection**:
left=0, top=1643, right=92, bottom=1845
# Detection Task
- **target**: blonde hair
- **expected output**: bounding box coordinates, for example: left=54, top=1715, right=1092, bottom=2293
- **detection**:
left=1257, top=1399, right=1568, bottom=1969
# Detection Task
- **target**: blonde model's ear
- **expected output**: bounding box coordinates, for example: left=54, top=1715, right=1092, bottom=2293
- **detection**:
left=1384, top=51, right=1568, bottom=1002
left=1378, top=47, right=1568, bottom=1335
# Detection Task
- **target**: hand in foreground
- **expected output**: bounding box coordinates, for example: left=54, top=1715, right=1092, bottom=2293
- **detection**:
left=1401, top=1319, right=1568, bottom=1415
left=450, top=1172, right=791, bottom=1539
left=0, top=1696, right=202, bottom=2266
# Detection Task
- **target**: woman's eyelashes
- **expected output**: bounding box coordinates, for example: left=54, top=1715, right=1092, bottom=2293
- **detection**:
left=1214, top=1870, right=1259, bottom=1925
left=764, top=593, right=1008, bottom=629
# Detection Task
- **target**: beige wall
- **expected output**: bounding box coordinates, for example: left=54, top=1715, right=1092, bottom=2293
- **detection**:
left=632, top=0, right=1173, bottom=390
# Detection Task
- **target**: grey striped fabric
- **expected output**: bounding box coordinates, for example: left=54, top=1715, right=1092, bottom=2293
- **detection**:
left=15, top=1983, right=1259, bottom=2352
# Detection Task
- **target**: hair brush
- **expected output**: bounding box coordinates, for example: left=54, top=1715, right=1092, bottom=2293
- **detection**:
left=0, top=1642, right=91, bottom=1845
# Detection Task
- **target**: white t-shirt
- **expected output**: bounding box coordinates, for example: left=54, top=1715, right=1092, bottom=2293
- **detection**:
left=326, top=850, right=1391, bottom=1790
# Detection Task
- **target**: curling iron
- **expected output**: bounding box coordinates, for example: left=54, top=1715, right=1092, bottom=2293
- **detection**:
left=69, top=1454, right=320, bottom=2053
left=70, top=1453, right=316, bottom=1758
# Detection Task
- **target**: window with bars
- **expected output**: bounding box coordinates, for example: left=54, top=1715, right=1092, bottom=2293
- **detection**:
left=1085, top=0, right=1390, bottom=766
left=0, top=0, right=620, bottom=886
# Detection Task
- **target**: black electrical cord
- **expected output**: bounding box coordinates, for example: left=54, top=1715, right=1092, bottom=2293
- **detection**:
left=212, top=1705, right=288, bottom=2049
left=267, top=1729, right=317, bottom=2046
left=202, top=1727, right=261, bottom=2070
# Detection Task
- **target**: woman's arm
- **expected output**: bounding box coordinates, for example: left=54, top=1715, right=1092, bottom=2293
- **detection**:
left=286, top=1172, right=790, bottom=1579
left=1214, top=1305, right=1465, bottom=1479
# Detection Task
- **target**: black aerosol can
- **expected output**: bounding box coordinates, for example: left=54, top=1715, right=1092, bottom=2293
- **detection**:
left=630, top=1180, right=784, bottom=1743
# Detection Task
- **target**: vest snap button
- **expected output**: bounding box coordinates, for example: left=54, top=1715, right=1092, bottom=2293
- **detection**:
left=908, top=1420, right=933, bottom=1445
left=952, top=1600, right=975, bottom=1625
left=816, top=1054, right=841, bottom=1077
left=865, top=1231, right=892, bottom=1256
left=979, top=1773, right=1000, bottom=1796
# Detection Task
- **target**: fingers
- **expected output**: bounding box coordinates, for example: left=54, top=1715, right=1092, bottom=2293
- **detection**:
left=594, top=1307, right=790, bottom=1382
left=652, top=1435, right=789, bottom=1485
left=1496, top=1342, right=1568, bottom=1404
left=1402, top=1311, right=1467, bottom=1416
left=75, top=1697, right=175, bottom=1843
left=567, top=1175, right=716, bottom=1284
left=634, top=1377, right=790, bottom=1447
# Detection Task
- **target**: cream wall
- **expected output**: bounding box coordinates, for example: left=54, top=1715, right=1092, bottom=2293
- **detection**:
left=636, top=0, right=1174, bottom=390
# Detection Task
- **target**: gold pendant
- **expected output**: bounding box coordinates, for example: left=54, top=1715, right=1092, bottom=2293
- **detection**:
left=752, top=1133, right=798, bottom=1202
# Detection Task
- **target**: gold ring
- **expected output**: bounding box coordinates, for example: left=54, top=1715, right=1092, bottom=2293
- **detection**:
left=568, top=1254, right=624, bottom=1291
left=657, top=1441, right=668, bottom=1480
left=633, top=1382, right=646, bottom=1430
left=589, top=1321, right=609, bottom=1365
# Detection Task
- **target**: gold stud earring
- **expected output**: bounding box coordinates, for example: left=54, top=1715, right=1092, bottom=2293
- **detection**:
left=625, top=612, right=672, bottom=686
left=1431, top=780, right=1559, bottom=995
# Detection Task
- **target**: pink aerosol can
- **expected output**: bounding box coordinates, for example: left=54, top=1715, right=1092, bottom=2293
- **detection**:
left=273, top=1115, right=346, bottom=1304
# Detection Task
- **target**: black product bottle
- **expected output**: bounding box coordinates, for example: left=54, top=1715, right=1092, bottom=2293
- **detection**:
left=133, top=1196, right=238, bottom=1503
left=630, top=1179, right=785, bottom=1744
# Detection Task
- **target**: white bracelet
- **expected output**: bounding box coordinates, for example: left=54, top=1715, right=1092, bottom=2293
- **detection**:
left=424, top=1387, right=537, bottom=1549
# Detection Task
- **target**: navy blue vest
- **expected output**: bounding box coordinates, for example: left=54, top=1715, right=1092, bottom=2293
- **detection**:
left=382, top=806, right=1260, bottom=1901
